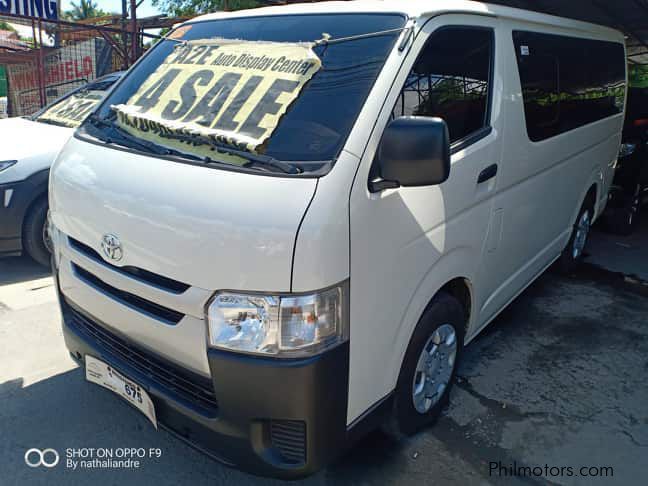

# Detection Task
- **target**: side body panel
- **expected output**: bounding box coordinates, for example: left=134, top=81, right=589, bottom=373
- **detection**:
left=347, top=14, right=504, bottom=423
left=475, top=21, right=625, bottom=329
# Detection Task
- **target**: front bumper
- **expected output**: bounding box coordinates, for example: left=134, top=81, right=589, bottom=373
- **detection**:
left=0, top=179, right=30, bottom=256
left=0, top=170, right=49, bottom=256
left=57, top=283, right=350, bottom=479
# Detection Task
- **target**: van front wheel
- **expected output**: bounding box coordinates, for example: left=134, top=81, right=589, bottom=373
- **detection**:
left=383, top=292, right=465, bottom=438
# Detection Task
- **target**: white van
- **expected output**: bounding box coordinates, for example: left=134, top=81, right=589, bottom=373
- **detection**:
left=48, top=0, right=626, bottom=478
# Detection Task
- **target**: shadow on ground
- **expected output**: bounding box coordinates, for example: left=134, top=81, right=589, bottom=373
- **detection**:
left=0, top=256, right=51, bottom=286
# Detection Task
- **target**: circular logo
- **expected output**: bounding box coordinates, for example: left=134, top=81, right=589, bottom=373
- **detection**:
left=101, top=234, right=123, bottom=262
left=24, top=448, right=59, bottom=468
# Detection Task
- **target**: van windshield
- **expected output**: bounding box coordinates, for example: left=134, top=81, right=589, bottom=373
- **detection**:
left=83, top=13, right=406, bottom=174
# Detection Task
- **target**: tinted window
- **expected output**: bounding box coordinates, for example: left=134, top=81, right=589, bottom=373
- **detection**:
left=513, top=32, right=626, bottom=142
left=88, top=14, right=405, bottom=166
left=393, top=27, right=493, bottom=144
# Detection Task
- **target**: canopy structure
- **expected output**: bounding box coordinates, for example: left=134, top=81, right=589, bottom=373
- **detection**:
left=261, top=0, right=648, bottom=64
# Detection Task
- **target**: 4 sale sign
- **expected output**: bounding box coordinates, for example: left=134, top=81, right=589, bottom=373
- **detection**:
left=113, top=39, right=322, bottom=158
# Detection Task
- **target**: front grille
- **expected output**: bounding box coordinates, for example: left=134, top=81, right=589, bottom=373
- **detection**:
left=270, top=420, right=307, bottom=465
left=72, top=263, right=184, bottom=325
left=68, top=236, right=190, bottom=294
left=64, top=299, right=219, bottom=416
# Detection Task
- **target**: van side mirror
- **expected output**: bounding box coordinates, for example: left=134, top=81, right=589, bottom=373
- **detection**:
left=371, top=116, right=451, bottom=192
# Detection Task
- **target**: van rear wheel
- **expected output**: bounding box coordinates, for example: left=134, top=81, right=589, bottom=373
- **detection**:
left=556, top=199, right=593, bottom=274
left=383, top=292, right=465, bottom=438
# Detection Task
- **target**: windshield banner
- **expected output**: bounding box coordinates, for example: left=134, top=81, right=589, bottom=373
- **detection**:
left=112, top=39, right=322, bottom=156
left=38, top=92, right=104, bottom=128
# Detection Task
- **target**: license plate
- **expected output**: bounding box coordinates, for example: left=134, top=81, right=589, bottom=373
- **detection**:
left=85, top=355, right=157, bottom=429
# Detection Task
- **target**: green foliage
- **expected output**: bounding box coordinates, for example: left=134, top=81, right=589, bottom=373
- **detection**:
left=152, top=0, right=261, bottom=17
left=0, top=21, right=17, bottom=33
left=64, top=0, right=110, bottom=21
left=629, top=64, right=648, bottom=89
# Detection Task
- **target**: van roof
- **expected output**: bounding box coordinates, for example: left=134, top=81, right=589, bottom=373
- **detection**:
left=188, top=0, right=624, bottom=41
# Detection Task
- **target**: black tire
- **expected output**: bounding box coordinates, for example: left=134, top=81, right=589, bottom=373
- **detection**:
left=23, top=197, right=51, bottom=267
left=383, top=292, right=465, bottom=439
left=604, top=186, right=640, bottom=236
left=556, top=197, right=594, bottom=274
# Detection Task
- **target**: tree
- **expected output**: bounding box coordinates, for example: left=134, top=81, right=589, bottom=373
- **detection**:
left=0, top=21, right=17, bottom=33
left=64, top=0, right=110, bottom=21
left=152, top=0, right=260, bottom=17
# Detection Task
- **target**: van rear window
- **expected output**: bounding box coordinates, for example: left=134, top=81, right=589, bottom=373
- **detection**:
left=85, top=14, right=405, bottom=172
left=513, top=31, right=626, bottom=142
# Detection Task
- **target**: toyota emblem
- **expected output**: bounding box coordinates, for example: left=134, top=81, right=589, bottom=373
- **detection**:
left=101, top=234, right=123, bottom=262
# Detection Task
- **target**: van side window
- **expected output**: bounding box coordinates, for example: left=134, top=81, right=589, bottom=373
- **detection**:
left=393, top=27, right=493, bottom=145
left=513, top=31, right=626, bottom=142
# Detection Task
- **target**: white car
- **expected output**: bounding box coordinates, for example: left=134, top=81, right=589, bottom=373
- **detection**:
left=0, top=72, right=123, bottom=265
left=49, top=0, right=625, bottom=478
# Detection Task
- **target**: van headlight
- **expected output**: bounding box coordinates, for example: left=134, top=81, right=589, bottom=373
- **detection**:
left=206, top=283, right=348, bottom=357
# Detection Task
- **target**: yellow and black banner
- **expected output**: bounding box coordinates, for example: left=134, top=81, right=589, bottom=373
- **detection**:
left=113, top=39, right=322, bottom=159
left=38, top=92, right=104, bottom=128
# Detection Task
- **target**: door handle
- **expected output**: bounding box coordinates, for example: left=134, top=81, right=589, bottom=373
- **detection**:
left=478, top=164, right=498, bottom=184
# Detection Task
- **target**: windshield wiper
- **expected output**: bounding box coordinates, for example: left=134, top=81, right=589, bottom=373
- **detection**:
left=86, top=115, right=302, bottom=175
left=86, top=115, right=171, bottom=156
left=162, top=132, right=302, bottom=175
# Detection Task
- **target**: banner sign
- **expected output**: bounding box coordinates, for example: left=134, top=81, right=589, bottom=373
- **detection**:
left=7, top=38, right=96, bottom=116
left=0, top=0, right=59, bottom=20
left=113, top=39, right=322, bottom=156
left=37, top=91, right=103, bottom=127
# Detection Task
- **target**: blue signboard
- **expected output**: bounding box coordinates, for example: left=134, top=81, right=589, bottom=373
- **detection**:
left=0, top=0, right=59, bottom=20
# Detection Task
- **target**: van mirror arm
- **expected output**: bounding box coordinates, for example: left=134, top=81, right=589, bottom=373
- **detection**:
left=369, top=178, right=400, bottom=192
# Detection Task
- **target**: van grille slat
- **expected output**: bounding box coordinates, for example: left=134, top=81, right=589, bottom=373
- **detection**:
left=64, top=299, right=218, bottom=416
left=72, top=263, right=184, bottom=325
left=68, top=236, right=190, bottom=294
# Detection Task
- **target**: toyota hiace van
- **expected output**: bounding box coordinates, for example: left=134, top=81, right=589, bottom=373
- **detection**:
left=49, top=0, right=626, bottom=478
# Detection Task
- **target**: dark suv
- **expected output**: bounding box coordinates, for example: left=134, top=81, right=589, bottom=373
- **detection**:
left=605, top=87, right=648, bottom=234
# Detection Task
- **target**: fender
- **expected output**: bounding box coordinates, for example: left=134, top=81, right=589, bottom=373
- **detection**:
left=571, top=166, right=600, bottom=225
left=385, top=245, right=478, bottom=395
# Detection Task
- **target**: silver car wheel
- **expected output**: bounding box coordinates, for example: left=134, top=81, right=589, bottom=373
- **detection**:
left=412, top=323, right=457, bottom=414
left=572, top=210, right=591, bottom=260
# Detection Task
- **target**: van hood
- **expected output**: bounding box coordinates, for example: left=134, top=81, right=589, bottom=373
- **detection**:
left=49, top=136, right=317, bottom=292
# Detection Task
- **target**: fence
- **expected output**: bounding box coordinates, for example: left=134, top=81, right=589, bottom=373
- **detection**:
left=0, top=13, right=154, bottom=117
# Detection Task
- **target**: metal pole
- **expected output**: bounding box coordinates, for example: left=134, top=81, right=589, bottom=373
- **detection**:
left=37, top=19, right=46, bottom=107
left=130, top=0, right=138, bottom=64
left=121, top=0, right=129, bottom=69
left=31, top=19, right=45, bottom=108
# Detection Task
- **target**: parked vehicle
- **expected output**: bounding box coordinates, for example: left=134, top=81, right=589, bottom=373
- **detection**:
left=48, top=1, right=626, bottom=478
left=0, top=72, right=123, bottom=265
left=605, top=87, right=648, bottom=234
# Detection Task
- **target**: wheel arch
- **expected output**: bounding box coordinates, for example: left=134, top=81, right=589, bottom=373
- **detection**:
left=386, top=248, right=477, bottom=396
